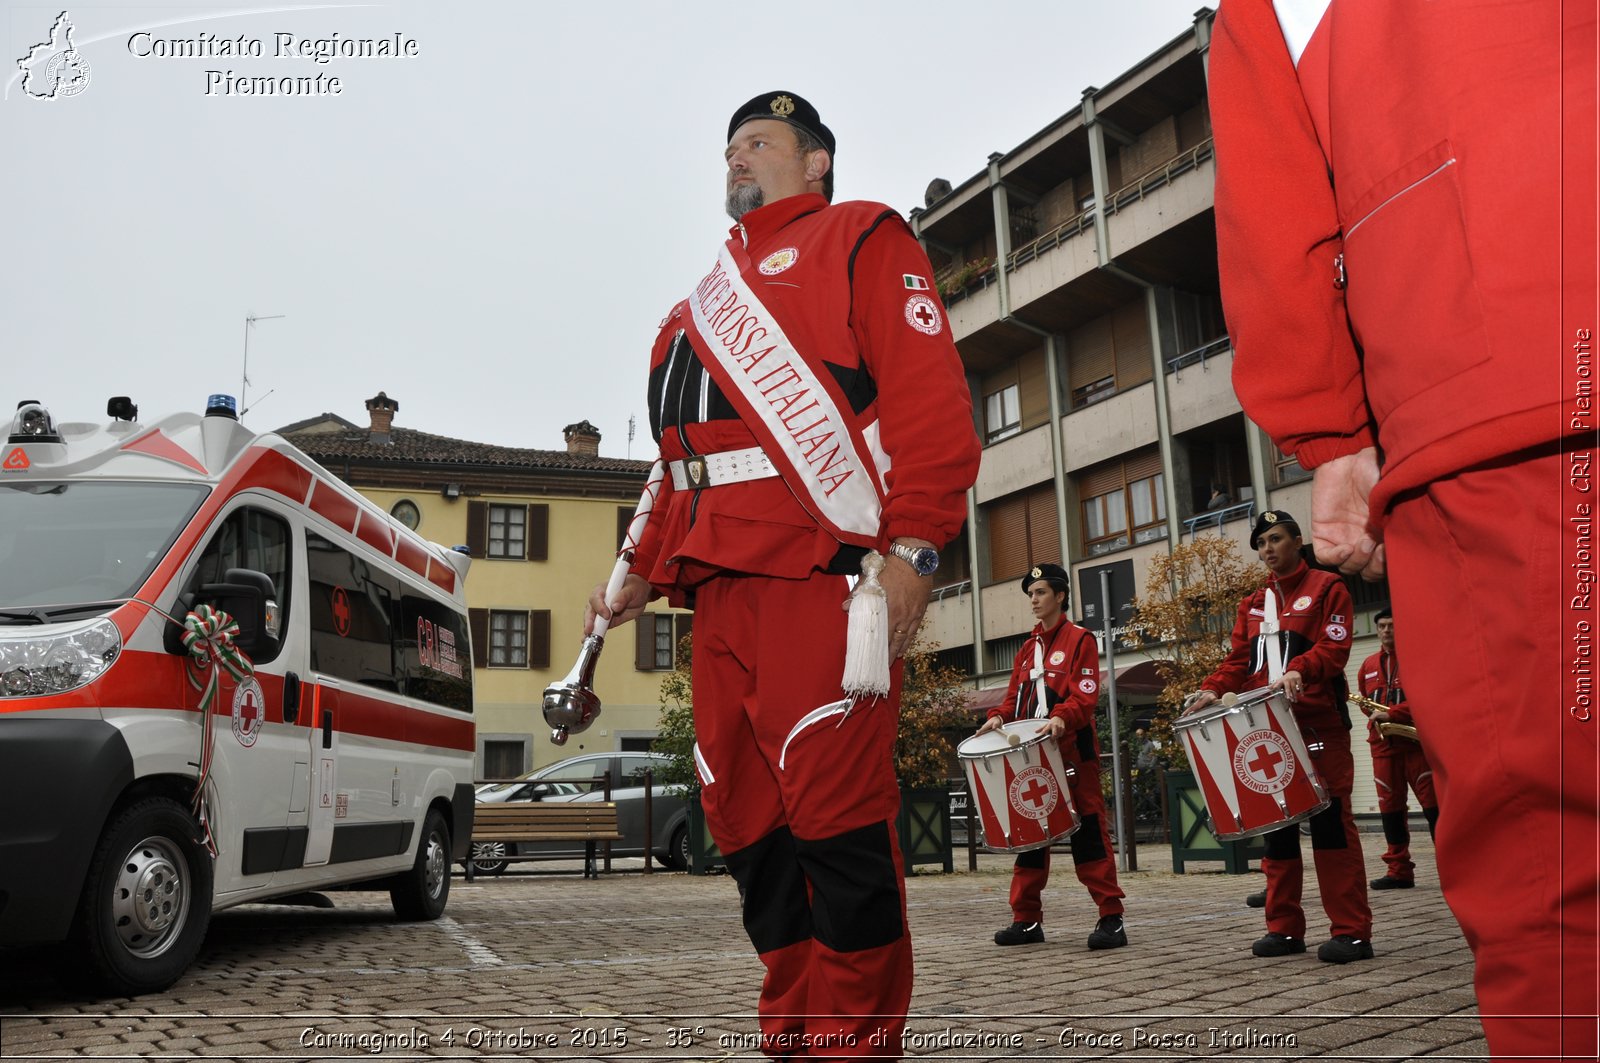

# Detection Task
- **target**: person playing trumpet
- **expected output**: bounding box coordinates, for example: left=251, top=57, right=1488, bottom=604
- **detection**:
left=1184, top=510, right=1373, bottom=964
left=1358, top=608, right=1438, bottom=891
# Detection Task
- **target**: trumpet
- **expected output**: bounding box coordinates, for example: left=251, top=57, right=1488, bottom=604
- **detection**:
left=542, top=461, right=666, bottom=746
left=1346, top=693, right=1421, bottom=742
left=1346, top=691, right=1388, bottom=717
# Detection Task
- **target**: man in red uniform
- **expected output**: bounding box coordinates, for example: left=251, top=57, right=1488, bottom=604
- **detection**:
left=589, top=92, right=980, bottom=1058
left=974, top=563, right=1127, bottom=951
left=1210, top=2, right=1597, bottom=1054
left=1186, top=511, right=1371, bottom=963
left=1359, top=608, right=1437, bottom=890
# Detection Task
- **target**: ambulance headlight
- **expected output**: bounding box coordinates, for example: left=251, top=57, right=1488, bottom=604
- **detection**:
left=0, top=618, right=121, bottom=698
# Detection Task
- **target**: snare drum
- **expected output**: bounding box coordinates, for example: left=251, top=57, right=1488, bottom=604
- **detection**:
left=957, top=720, right=1080, bottom=853
left=1175, top=687, right=1330, bottom=840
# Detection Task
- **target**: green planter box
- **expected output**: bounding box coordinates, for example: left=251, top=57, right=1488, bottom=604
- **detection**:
left=1164, top=769, right=1266, bottom=874
left=896, top=786, right=953, bottom=873
left=687, top=788, right=953, bottom=875
left=686, top=792, right=725, bottom=876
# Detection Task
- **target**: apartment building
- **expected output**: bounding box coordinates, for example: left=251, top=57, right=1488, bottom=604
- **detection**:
left=281, top=393, right=686, bottom=781
left=911, top=11, right=1395, bottom=814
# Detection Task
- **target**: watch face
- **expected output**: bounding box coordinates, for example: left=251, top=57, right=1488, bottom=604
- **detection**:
left=390, top=499, right=421, bottom=530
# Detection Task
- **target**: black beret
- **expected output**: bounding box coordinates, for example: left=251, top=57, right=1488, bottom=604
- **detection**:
left=728, top=91, right=836, bottom=156
left=1250, top=509, right=1303, bottom=548
left=1375, top=607, right=1393, bottom=623
left=1021, top=563, right=1070, bottom=593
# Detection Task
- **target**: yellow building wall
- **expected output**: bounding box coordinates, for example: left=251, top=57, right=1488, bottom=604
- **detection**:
left=354, top=485, right=680, bottom=776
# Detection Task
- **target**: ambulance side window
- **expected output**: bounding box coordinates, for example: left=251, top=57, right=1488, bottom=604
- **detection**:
left=187, top=507, right=292, bottom=664
left=306, top=532, right=400, bottom=692
left=397, top=591, right=473, bottom=714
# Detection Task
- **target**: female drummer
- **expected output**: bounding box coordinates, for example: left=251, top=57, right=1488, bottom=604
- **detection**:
left=1184, top=511, right=1373, bottom=964
left=974, top=563, right=1127, bottom=951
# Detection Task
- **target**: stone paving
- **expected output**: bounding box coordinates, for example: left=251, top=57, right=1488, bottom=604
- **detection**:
left=0, top=833, right=1484, bottom=1060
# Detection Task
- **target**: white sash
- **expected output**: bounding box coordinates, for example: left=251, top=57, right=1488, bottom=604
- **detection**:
left=684, top=245, right=887, bottom=547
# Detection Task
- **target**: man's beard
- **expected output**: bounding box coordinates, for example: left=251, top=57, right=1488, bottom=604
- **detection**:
left=726, top=182, right=764, bottom=220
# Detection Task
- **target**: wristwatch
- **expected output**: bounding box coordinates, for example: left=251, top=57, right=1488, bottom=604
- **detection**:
left=888, top=541, right=940, bottom=576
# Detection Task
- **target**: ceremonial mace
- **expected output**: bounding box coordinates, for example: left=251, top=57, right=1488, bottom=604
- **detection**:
left=542, top=460, right=666, bottom=745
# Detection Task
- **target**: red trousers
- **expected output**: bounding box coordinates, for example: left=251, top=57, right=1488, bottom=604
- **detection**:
left=1261, top=732, right=1372, bottom=940
left=1387, top=448, right=1599, bottom=1060
left=1008, top=757, right=1125, bottom=922
left=1370, top=741, right=1438, bottom=882
left=692, top=571, right=910, bottom=1060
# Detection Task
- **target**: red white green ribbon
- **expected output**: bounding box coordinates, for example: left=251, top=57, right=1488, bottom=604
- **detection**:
left=182, top=605, right=255, bottom=855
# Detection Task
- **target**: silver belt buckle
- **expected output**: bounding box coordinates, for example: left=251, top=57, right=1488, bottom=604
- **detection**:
left=683, top=455, right=709, bottom=490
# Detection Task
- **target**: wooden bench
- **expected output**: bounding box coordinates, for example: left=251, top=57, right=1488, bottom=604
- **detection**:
left=464, top=803, right=623, bottom=880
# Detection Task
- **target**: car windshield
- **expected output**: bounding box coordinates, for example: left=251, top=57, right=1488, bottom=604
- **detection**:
left=0, top=481, right=209, bottom=611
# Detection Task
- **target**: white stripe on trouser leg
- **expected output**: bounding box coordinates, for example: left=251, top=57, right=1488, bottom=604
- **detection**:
left=778, top=699, right=854, bottom=771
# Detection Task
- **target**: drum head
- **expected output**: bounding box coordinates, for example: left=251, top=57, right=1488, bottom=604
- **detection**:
left=958, top=720, right=1050, bottom=759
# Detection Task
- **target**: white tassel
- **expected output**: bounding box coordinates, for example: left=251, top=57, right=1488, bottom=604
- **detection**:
left=841, top=550, right=891, bottom=699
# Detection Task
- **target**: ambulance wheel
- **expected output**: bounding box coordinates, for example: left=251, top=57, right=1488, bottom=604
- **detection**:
left=73, top=797, right=213, bottom=996
left=391, top=809, right=450, bottom=921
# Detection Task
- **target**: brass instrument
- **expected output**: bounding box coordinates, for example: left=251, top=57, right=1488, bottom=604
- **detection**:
left=1375, top=721, right=1421, bottom=742
left=1346, top=693, right=1420, bottom=742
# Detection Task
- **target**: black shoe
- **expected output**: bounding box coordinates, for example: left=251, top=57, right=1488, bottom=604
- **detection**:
left=1086, top=915, right=1127, bottom=951
left=1251, top=932, right=1306, bottom=957
left=1318, top=935, right=1375, bottom=963
left=994, top=920, right=1045, bottom=946
left=1370, top=876, right=1414, bottom=890
left=1245, top=889, right=1267, bottom=908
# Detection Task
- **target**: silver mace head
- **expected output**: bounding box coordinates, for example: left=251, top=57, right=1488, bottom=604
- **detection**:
left=542, top=633, right=604, bottom=745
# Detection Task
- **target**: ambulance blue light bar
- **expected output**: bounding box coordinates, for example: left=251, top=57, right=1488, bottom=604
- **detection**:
left=205, top=394, right=239, bottom=419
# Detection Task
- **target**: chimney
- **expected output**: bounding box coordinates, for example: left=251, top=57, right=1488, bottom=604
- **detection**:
left=365, top=391, right=399, bottom=444
left=563, top=419, right=601, bottom=457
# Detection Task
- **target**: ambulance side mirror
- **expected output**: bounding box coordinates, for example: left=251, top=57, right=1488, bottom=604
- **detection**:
left=166, top=568, right=280, bottom=658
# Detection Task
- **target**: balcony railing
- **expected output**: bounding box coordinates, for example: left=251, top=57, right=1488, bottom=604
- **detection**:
left=1182, top=499, right=1255, bottom=537
left=1104, top=138, right=1215, bottom=217
left=1166, top=335, right=1233, bottom=374
left=931, top=579, right=972, bottom=603
left=936, top=138, right=1215, bottom=307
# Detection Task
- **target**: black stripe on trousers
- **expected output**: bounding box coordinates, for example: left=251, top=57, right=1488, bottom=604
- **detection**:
left=723, top=826, right=813, bottom=955
left=793, top=821, right=905, bottom=953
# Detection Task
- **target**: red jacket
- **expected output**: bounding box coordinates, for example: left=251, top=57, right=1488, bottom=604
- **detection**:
left=630, top=193, right=980, bottom=595
left=1202, top=561, right=1354, bottom=734
left=1358, top=648, right=1413, bottom=752
left=1211, top=0, right=1583, bottom=516
left=993, top=617, right=1102, bottom=766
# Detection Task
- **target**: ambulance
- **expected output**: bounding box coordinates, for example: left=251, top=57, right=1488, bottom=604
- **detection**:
left=0, top=395, right=476, bottom=995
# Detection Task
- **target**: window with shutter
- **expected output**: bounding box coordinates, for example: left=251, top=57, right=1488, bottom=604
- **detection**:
left=528, top=609, right=551, bottom=670
left=986, top=493, right=1029, bottom=583
left=466, top=502, right=487, bottom=558
left=469, top=608, right=487, bottom=669
left=526, top=504, right=550, bottom=562
left=1068, top=316, right=1115, bottom=408
left=1112, top=301, right=1153, bottom=389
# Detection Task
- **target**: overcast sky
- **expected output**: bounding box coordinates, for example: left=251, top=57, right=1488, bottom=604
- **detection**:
left=2, top=0, right=1208, bottom=458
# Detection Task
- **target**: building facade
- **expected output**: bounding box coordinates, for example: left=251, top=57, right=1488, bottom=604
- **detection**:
left=914, top=11, right=1394, bottom=815
left=281, top=394, right=686, bottom=782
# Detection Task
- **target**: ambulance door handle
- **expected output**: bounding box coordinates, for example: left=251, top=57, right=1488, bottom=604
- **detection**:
left=283, top=672, right=301, bottom=724
left=321, top=708, right=333, bottom=749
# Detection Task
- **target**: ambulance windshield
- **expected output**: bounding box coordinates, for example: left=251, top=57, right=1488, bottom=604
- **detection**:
left=0, top=481, right=209, bottom=611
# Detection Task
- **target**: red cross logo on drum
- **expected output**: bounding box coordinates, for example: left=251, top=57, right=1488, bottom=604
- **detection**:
left=331, top=586, right=352, bottom=637
left=1232, top=728, right=1296, bottom=795
left=1008, top=765, right=1059, bottom=821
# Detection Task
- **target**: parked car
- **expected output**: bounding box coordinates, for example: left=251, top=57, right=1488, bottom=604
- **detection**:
left=469, top=752, right=690, bottom=874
